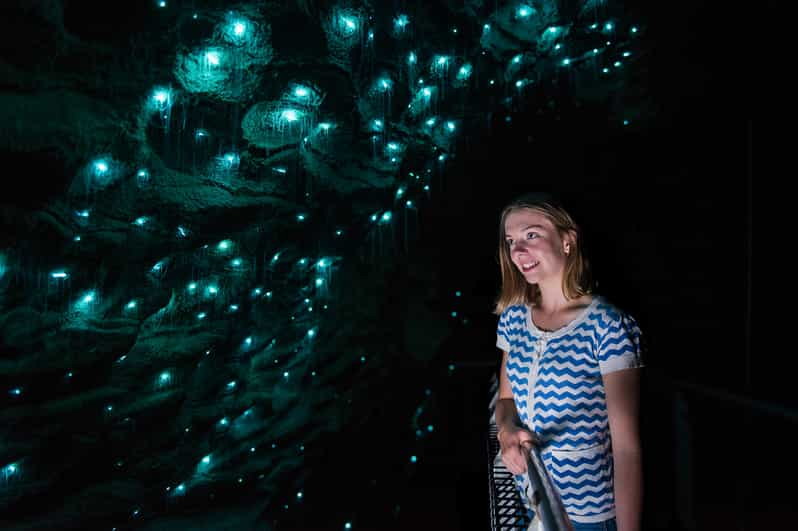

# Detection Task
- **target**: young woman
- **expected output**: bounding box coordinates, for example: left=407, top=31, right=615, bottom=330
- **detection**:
left=494, top=193, right=643, bottom=531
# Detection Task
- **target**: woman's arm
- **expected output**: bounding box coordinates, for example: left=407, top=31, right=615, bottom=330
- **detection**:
left=496, top=350, right=536, bottom=474
left=604, top=368, right=643, bottom=531
left=496, top=350, right=521, bottom=431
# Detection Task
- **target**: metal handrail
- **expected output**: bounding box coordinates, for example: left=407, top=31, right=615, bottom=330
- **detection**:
left=524, top=445, right=574, bottom=531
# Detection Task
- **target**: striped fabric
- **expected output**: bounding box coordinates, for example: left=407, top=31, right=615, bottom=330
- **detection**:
left=496, top=296, right=643, bottom=524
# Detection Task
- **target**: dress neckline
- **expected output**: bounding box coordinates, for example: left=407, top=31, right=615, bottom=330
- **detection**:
left=525, top=296, right=600, bottom=339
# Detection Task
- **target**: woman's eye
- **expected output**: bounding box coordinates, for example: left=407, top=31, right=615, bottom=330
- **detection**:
left=526, top=232, right=538, bottom=239
left=506, top=239, right=513, bottom=246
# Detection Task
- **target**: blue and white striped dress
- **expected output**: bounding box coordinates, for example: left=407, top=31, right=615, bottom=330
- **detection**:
left=496, top=295, right=643, bottom=524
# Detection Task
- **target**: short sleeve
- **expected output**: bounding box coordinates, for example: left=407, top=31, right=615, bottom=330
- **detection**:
left=496, top=310, right=511, bottom=352
left=597, top=311, right=644, bottom=374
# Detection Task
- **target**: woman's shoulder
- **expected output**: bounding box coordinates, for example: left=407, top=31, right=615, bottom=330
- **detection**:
left=498, top=302, right=529, bottom=322
left=588, top=295, right=638, bottom=327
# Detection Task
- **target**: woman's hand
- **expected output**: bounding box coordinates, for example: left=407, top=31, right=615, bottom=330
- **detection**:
left=498, top=426, right=539, bottom=475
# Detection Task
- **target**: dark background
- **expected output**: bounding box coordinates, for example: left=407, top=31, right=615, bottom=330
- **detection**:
left=0, top=1, right=764, bottom=530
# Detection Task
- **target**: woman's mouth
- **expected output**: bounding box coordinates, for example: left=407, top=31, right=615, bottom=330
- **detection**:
left=520, top=261, right=539, bottom=272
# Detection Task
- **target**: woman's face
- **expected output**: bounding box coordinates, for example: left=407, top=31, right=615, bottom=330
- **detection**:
left=504, top=208, right=569, bottom=284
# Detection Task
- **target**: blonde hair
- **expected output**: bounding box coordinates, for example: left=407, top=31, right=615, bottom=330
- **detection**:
left=493, top=193, right=593, bottom=315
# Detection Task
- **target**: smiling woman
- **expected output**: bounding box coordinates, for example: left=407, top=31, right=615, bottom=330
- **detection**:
left=493, top=193, right=644, bottom=531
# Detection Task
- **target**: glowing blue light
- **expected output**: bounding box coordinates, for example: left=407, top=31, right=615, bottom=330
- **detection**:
left=593, top=48, right=599, bottom=54
left=82, top=292, right=95, bottom=303
left=206, top=286, right=218, bottom=297
left=202, top=455, right=211, bottom=465
left=515, top=80, right=523, bottom=88
left=319, top=122, right=332, bottom=131
left=297, top=491, right=303, bottom=499
left=133, top=216, right=148, bottom=226
left=294, top=86, right=309, bottom=97
left=51, top=271, right=68, bottom=279
left=406, top=200, right=413, bottom=208
left=187, top=282, right=197, bottom=291
left=410, top=455, right=417, bottom=463
left=176, top=226, right=188, bottom=238
left=436, top=55, right=448, bottom=66
left=222, top=152, right=240, bottom=169
left=126, top=300, right=137, bottom=309
left=4, top=463, right=18, bottom=476
left=9, top=388, right=22, bottom=396
left=345, top=523, right=352, bottom=530
left=555, top=44, right=562, bottom=51
left=227, top=381, right=236, bottom=390
left=283, top=371, right=289, bottom=378
left=590, top=23, right=598, bottom=30
left=335, top=230, right=343, bottom=236
left=623, top=51, right=631, bottom=57
left=517, top=5, right=534, bottom=18
left=151, top=261, right=164, bottom=272
left=244, top=336, right=253, bottom=346
left=426, top=117, right=436, bottom=126
left=282, top=109, right=299, bottom=122
left=66, top=371, right=73, bottom=378
left=206, top=51, right=220, bottom=65
left=307, top=328, right=316, bottom=338
left=94, top=161, right=108, bottom=175
left=394, top=14, right=409, bottom=31
left=631, top=26, right=638, bottom=33
left=381, top=211, right=392, bottom=223
left=297, top=213, right=306, bottom=222
left=445, top=121, right=455, bottom=132
left=152, top=89, right=171, bottom=107
left=339, top=15, right=357, bottom=34
left=195, top=129, right=208, bottom=140
left=219, top=417, right=229, bottom=426
left=229, top=304, right=239, bottom=312
left=512, top=54, right=522, bottom=64
left=377, top=77, right=392, bottom=91
left=562, top=58, right=571, bottom=66
left=158, top=1, right=166, bottom=7
left=456, top=64, right=472, bottom=81
left=547, top=26, right=559, bottom=34
left=176, top=483, right=185, bottom=493
left=73, top=235, right=81, bottom=241
left=396, top=187, right=405, bottom=198
left=408, top=52, right=416, bottom=64
left=423, top=185, right=430, bottom=191
left=76, top=209, right=90, bottom=218
left=387, top=142, right=400, bottom=151
left=614, top=61, right=622, bottom=67
left=427, top=424, right=434, bottom=432
left=233, top=21, right=246, bottom=36
left=489, top=79, right=495, bottom=85
left=159, top=371, right=170, bottom=383
left=315, top=277, right=323, bottom=287
left=218, top=240, right=232, bottom=251
left=602, top=67, right=609, bottom=73
left=605, top=22, right=613, bottom=31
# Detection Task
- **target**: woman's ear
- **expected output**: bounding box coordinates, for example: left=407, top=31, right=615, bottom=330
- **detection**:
left=563, top=230, right=577, bottom=255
